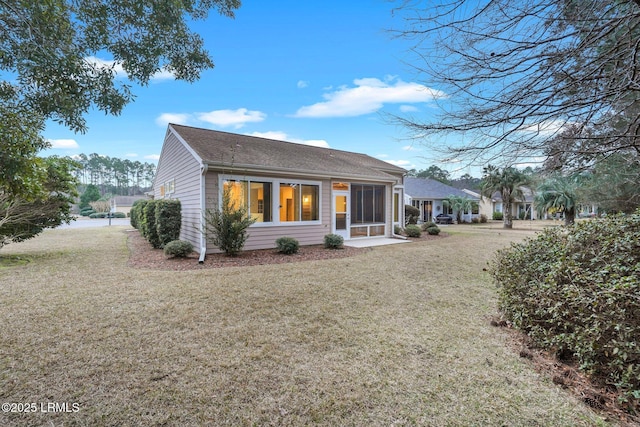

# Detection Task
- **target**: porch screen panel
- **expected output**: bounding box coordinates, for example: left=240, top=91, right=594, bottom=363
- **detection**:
left=351, top=184, right=385, bottom=224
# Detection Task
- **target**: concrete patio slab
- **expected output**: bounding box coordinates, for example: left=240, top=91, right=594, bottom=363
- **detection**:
left=344, top=237, right=411, bottom=248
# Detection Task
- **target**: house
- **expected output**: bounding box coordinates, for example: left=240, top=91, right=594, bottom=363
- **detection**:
left=473, top=187, right=538, bottom=220
left=153, top=124, right=406, bottom=256
left=111, top=195, right=147, bottom=216
left=404, top=177, right=480, bottom=223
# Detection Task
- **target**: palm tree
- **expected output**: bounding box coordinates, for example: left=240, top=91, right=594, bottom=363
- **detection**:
left=443, top=194, right=474, bottom=223
left=534, top=175, right=581, bottom=226
left=481, top=165, right=530, bottom=229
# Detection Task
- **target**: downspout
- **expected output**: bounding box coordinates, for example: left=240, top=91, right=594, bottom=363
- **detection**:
left=198, top=163, right=209, bottom=264
left=392, top=181, right=407, bottom=240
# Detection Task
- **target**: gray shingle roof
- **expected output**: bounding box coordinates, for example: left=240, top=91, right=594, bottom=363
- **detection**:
left=405, top=177, right=478, bottom=200
left=170, top=124, right=405, bottom=181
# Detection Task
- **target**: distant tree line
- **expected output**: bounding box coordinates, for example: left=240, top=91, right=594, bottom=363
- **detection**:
left=73, top=153, right=156, bottom=196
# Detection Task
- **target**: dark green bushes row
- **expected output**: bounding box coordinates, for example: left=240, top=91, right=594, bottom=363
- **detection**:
left=88, top=211, right=126, bottom=219
left=131, top=199, right=181, bottom=249
left=491, top=212, right=640, bottom=406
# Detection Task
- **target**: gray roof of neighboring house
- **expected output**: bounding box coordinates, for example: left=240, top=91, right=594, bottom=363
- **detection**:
left=405, top=177, right=478, bottom=200
left=170, top=124, right=406, bottom=181
left=112, top=195, right=147, bottom=206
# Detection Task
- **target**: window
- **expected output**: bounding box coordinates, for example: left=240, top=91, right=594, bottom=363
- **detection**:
left=351, top=184, right=385, bottom=224
left=279, top=183, right=319, bottom=222
left=223, top=180, right=272, bottom=223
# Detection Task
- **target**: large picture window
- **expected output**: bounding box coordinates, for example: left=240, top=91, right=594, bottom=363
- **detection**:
left=351, top=184, right=385, bottom=224
left=279, top=183, right=319, bottom=222
left=223, top=180, right=272, bottom=222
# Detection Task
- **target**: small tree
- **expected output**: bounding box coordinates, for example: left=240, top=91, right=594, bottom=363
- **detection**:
left=443, top=195, right=474, bottom=223
left=203, top=187, right=256, bottom=256
left=79, top=184, right=100, bottom=209
left=155, top=199, right=181, bottom=248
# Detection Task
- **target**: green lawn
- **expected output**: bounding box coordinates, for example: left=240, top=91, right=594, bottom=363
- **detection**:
left=0, top=224, right=612, bottom=426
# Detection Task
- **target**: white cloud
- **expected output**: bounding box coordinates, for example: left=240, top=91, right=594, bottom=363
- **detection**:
left=85, top=56, right=175, bottom=81
left=297, top=80, right=309, bottom=89
left=156, top=113, right=191, bottom=127
left=144, top=154, right=160, bottom=161
left=376, top=154, right=389, bottom=158
left=294, top=76, right=447, bottom=118
left=400, top=105, right=419, bottom=113
left=125, top=153, right=138, bottom=158
left=197, top=108, right=266, bottom=129
left=47, top=138, right=79, bottom=149
left=247, top=131, right=330, bottom=148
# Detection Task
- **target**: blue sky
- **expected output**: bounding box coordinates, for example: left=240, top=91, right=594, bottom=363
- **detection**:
left=44, top=1, right=472, bottom=175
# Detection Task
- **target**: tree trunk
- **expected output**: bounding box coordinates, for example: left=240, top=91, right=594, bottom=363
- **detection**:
left=502, top=191, right=513, bottom=229
left=564, top=208, right=576, bottom=226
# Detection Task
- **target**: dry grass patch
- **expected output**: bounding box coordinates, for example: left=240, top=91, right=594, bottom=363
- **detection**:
left=0, top=226, right=614, bottom=426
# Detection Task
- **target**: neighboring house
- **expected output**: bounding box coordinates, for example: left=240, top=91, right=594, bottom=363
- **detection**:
left=478, top=187, right=538, bottom=220
left=153, top=124, right=406, bottom=255
left=404, top=177, right=480, bottom=223
left=112, top=195, right=147, bottom=216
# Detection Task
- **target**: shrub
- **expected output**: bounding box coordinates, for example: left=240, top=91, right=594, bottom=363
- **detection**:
left=491, top=212, right=640, bottom=402
left=492, top=211, right=503, bottom=220
left=155, top=199, right=181, bottom=248
left=394, top=225, right=403, bottom=235
left=142, top=200, right=161, bottom=248
left=203, top=188, right=256, bottom=256
left=405, top=204, right=420, bottom=225
left=404, top=224, right=421, bottom=237
left=471, top=217, right=480, bottom=224
left=80, top=208, right=95, bottom=217
left=130, top=199, right=148, bottom=229
left=426, top=225, right=440, bottom=235
left=275, top=237, right=299, bottom=255
left=163, top=240, right=194, bottom=258
left=324, top=233, right=344, bottom=249
left=480, top=214, right=488, bottom=223
left=421, top=221, right=436, bottom=231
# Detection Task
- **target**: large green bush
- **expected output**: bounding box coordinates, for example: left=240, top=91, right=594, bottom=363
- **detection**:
left=491, top=212, right=640, bottom=404
left=405, top=204, right=420, bottom=225
left=130, top=199, right=147, bottom=229
left=142, top=200, right=161, bottom=248
left=492, top=211, right=503, bottom=221
left=155, top=199, right=181, bottom=248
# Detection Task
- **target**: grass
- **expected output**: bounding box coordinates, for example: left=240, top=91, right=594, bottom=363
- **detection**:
left=0, top=224, right=614, bottom=426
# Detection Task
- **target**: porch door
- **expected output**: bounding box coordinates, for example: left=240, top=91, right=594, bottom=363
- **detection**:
left=333, top=190, right=350, bottom=239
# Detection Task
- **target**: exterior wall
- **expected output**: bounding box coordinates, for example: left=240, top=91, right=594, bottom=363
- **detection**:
left=204, top=172, right=332, bottom=253
left=154, top=132, right=202, bottom=250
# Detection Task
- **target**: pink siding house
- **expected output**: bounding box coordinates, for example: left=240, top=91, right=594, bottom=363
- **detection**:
left=153, top=124, right=406, bottom=257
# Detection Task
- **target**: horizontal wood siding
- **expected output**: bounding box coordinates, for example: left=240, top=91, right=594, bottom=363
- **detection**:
left=154, top=133, right=201, bottom=250
left=204, top=175, right=331, bottom=253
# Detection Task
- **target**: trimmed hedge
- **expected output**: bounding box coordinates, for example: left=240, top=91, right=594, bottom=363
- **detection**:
left=142, top=200, right=161, bottom=248
left=130, top=199, right=148, bottom=229
left=155, top=199, right=181, bottom=248
left=491, top=212, right=640, bottom=403
left=275, top=237, right=299, bottom=255
left=405, top=204, right=420, bottom=225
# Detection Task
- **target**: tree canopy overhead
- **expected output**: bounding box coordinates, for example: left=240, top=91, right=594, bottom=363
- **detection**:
left=392, top=0, right=640, bottom=168
left=0, top=0, right=240, bottom=134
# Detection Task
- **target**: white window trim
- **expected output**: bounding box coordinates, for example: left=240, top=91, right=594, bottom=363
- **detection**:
left=219, top=175, right=322, bottom=227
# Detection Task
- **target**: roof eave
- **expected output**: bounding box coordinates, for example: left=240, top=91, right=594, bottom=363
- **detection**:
left=202, top=161, right=402, bottom=183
